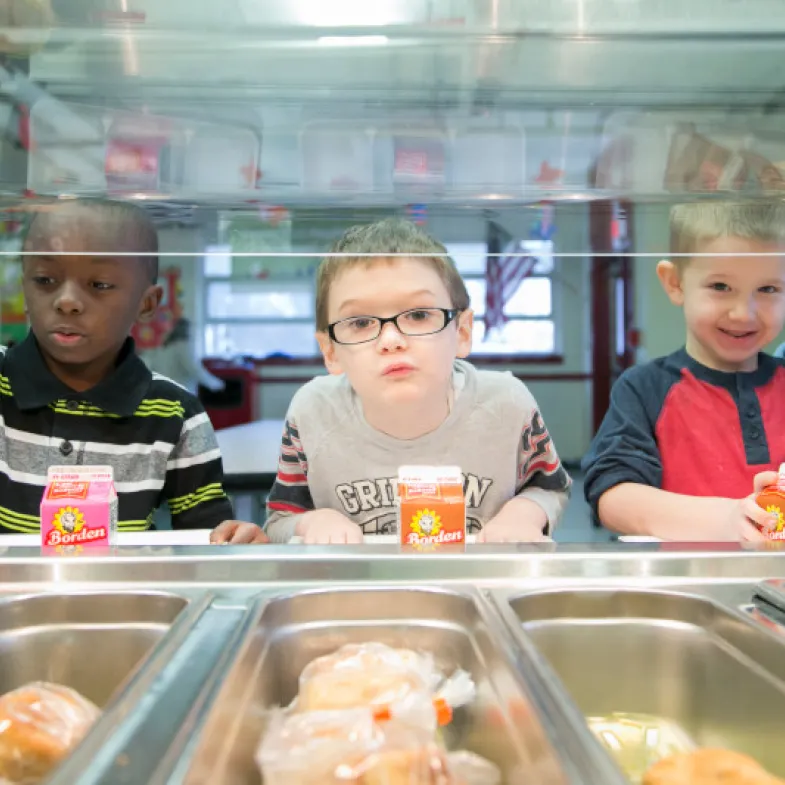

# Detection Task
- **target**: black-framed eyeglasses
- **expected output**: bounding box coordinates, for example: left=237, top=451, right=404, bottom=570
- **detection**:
left=328, top=307, right=462, bottom=345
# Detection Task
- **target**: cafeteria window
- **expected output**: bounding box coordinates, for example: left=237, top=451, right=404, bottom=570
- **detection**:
left=202, top=241, right=557, bottom=359
left=447, top=241, right=557, bottom=356
left=202, top=244, right=318, bottom=358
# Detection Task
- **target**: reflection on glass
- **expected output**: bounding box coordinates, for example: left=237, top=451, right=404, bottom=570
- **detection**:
left=473, top=319, right=555, bottom=355
left=204, top=322, right=317, bottom=358
left=206, top=281, right=313, bottom=319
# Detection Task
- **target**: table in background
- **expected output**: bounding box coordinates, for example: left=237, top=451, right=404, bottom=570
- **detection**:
left=215, top=419, right=284, bottom=522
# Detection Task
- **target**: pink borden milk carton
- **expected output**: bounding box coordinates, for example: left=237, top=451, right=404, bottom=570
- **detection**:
left=41, top=466, right=118, bottom=553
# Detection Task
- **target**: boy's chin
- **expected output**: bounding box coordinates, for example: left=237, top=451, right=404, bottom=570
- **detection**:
left=705, top=344, right=765, bottom=370
left=377, top=381, right=431, bottom=405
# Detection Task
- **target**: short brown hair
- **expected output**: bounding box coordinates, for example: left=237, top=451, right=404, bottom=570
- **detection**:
left=315, top=218, right=471, bottom=331
left=670, top=201, right=785, bottom=262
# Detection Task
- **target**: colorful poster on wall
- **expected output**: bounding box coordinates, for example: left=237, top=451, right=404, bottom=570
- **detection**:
left=0, top=224, right=26, bottom=346
left=131, top=267, right=183, bottom=350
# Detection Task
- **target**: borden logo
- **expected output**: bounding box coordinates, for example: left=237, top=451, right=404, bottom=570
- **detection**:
left=45, top=527, right=107, bottom=547
left=406, top=530, right=464, bottom=548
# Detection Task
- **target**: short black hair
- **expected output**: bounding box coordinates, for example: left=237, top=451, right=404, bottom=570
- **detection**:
left=23, top=198, right=159, bottom=284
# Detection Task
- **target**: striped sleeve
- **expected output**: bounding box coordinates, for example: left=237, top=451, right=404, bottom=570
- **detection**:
left=264, top=416, right=314, bottom=543
left=163, top=405, right=234, bottom=530
left=515, top=407, right=571, bottom=533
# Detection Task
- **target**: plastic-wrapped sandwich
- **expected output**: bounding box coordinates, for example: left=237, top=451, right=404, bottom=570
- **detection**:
left=0, top=682, right=99, bottom=785
left=294, top=643, right=476, bottom=724
left=257, top=708, right=499, bottom=785
left=643, top=749, right=785, bottom=785
left=257, top=643, right=498, bottom=785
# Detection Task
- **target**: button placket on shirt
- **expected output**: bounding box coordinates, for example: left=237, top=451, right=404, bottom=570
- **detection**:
left=53, top=400, right=81, bottom=464
left=736, top=377, right=769, bottom=465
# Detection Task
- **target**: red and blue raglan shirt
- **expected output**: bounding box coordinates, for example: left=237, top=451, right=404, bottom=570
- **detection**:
left=583, top=349, right=785, bottom=515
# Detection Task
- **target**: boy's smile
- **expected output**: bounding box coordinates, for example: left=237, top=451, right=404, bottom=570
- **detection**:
left=658, top=236, right=785, bottom=373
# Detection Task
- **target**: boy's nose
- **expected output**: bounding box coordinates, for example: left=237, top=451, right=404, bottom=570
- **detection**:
left=54, top=282, right=85, bottom=314
left=729, top=296, right=755, bottom=321
left=376, top=320, right=407, bottom=351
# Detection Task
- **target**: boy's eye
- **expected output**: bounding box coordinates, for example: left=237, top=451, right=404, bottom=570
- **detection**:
left=403, top=309, right=438, bottom=324
left=32, top=275, right=56, bottom=286
left=760, top=285, right=781, bottom=294
left=709, top=282, right=730, bottom=292
left=91, top=281, right=115, bottom=291
left=346, top=317, right=376, bottom=331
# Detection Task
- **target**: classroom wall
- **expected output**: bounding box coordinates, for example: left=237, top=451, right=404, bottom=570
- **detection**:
left=157, top=225, right=208, bottom=348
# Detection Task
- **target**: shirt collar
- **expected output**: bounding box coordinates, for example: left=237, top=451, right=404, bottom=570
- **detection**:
left=6, top=332, right=152, bottom=417
left=669, top=347, right=778, bottom=392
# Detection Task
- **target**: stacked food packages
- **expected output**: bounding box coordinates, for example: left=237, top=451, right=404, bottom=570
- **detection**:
left=256, top=643, right=500, bottom=785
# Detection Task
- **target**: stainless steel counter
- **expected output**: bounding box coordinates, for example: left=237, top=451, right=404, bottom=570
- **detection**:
left=1, top=544, right=784, bottom=784
left=0, top=542, right=784, bottom=592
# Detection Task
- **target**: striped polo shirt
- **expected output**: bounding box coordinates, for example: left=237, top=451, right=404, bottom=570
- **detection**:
left=0, top=333, right=233, bottom=534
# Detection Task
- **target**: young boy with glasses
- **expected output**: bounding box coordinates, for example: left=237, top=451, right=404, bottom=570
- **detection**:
left=264, top=219, right=571, bottom=544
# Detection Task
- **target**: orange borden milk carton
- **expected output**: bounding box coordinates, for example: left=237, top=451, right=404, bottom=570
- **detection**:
left=398, top=466, right=466, bottom=552
left=41, top=466, right=118, bottom=552
left=755, top=462, right=785, bottom=541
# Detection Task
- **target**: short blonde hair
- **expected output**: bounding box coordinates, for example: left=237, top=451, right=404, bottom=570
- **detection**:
left=670, top=201, right=785, bottom=261
left=315, top=218, right=471, bottom=331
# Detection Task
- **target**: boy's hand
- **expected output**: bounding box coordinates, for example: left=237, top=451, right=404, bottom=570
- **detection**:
left=210, top=520, right=270, bottom=545
left=725, top=470, right=781, bottom=542
left=478, top=498, right=551, bottom=543
left=295, top=510, right=364, bottom=544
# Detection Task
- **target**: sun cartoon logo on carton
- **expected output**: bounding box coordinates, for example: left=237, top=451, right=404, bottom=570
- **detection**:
left=408, top=509, right=442, bottom=550
left=53, top=507, right=85, bottom=535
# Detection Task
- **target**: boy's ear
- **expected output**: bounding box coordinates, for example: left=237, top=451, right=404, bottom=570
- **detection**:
left=456, top=309, right=473, bottom=359
left=316, top=330, right=343, bottom=375
left=656, top=260, right=685, bottom=306
left=136, top=284, right=164, bottom=323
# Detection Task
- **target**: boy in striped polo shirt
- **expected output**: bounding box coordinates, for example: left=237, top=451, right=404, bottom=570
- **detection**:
left=1, top=198, right=265, bottom=542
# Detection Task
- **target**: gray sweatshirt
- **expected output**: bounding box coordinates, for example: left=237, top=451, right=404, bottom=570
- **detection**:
left=265, top=360, right=571, bottom=542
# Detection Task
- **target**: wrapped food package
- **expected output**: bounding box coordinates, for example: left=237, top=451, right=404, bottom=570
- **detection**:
left=643, top=749, right=785, bottom=785
left=295, top=643, right=475, bottom=722
left=256, top=708, right=499, bottom=785
left=0, top=682, right=99, bottom=785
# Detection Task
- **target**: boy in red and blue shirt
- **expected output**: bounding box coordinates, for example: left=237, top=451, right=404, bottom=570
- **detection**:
left=584, top=202, right=785, bottom=540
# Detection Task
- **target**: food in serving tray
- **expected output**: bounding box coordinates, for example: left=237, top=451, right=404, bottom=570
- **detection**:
left=587, top=713, right=695, bottom=784
left=256, top=708, right=499, bottom=785
left=294, top=643, right=475, bottom=723
left=642, top=748, right=785, bottom=785
left=0, top=682, right=100, bottom=784
left=257, top=643, right=496, bottom=785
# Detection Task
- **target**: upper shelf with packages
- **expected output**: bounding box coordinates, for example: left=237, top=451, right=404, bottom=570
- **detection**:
left=1, top=0, right=784, bottom=204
